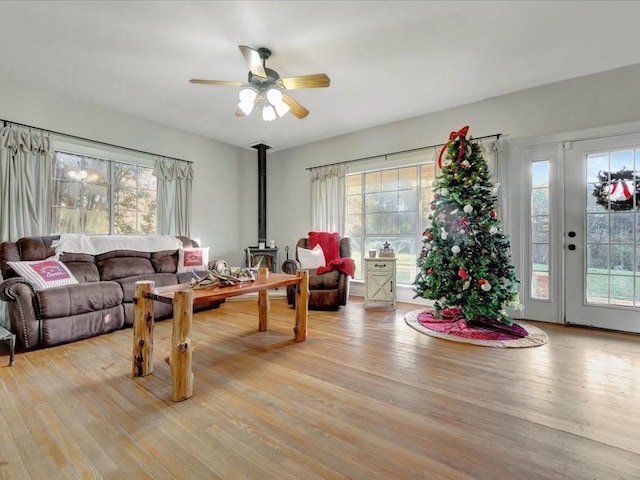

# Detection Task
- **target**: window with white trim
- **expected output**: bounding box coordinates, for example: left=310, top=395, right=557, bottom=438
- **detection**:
left=345, top=153, right=436, bottom=284
left=52, top=151, right=157, bottom=234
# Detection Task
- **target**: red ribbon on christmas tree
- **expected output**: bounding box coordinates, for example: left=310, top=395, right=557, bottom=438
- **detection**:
left=437, top=125, right=469, bottom=168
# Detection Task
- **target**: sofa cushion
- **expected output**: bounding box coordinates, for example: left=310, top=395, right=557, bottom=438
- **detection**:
left=40, top=305, right=124, bottom=348
left=60, top=252, right=100, bottom=282
left=117, top=273, right=179, bottom=303
left=97, top=256, right=155, bottom=281
left=7, top=258, right=79, bottom=291
left=37, top=281, right=123, bottom=319
left=151, top=250, right=179, bottom=273
left=17, top=236, right=58, bottom=261
left=64, top=262, right=100, bottom=283
left=309, top=270, right=340, bottom=290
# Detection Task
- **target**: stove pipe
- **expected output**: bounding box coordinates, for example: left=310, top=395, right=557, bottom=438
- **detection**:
left=252, top=143, right=271, bottom=244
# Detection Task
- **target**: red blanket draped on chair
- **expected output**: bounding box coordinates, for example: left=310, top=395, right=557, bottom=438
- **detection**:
left=308, top=231, right=356, bottom=277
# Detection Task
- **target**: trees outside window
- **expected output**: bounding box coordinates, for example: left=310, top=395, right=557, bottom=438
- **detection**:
left=52, top=152, right=157, bottom=235
left=346, top=163, right=436, bottom=284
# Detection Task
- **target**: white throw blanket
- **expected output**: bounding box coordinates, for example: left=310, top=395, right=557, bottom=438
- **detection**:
left=52, top=234, right=183, bottom=256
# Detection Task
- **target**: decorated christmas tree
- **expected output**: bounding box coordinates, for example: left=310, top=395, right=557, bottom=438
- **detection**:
left=414, top=126, right=520, bottom=326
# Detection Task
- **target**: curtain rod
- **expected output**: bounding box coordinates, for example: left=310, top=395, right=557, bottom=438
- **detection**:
left=1, top=118, right=193, bottom=164
left=305, top=133, right=502, bottom=171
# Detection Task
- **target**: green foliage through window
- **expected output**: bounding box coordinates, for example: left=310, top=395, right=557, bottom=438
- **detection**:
left=52, top=152, right=157, bottom=235
left=346, top=164, right=434, bottom=284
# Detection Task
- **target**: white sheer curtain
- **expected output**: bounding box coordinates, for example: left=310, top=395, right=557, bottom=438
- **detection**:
left=153, top=157, right=193, bottom=236
left=0, top=125, right=53, bottom=242
left=310, top=164, right=347, bottom=233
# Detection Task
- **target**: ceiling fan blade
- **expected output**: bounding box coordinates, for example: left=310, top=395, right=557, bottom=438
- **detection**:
left=189, top=79, right=243, bottom=87
left=280, top=74, right=330, bottom=90
left=282, top=94, right=309, bottom=119
left=238, top=45, right=267, bottom=79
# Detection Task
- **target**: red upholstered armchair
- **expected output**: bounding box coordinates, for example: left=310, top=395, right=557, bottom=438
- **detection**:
left=281, top=235, right=353, bottom=310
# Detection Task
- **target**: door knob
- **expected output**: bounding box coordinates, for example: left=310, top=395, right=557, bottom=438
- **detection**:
left=568, top=231, right=576, bottom=238
left=568, top=244, right=576, bottom=251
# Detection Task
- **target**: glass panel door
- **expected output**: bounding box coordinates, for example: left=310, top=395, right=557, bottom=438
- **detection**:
left=565, top=134, right=640, bottom=333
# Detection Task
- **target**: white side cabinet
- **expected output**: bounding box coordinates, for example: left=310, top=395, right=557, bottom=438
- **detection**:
left=364, top=257, right=396, bottom=309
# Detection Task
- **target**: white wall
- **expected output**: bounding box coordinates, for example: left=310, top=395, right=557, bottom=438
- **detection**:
left=267, top=63, right=640, bottom=302
left=0, top=77, right=247, bottom=265
left=5, top=63, right=640, bottom=284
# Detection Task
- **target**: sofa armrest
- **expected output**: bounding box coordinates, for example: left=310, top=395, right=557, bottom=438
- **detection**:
left=0, top=277, right=41, bottom=349
left=281, top=259, right=300, bottom=275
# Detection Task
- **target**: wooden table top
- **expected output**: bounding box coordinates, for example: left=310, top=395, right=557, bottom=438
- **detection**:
left=144, top=273, right=301, bottom=306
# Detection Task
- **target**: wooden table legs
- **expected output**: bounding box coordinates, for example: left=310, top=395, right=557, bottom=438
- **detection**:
left=294, top=270, right=309, bottom=341
left=166, top=289, right=194, bottom=402
left=132, top=281, right=155, bottom=377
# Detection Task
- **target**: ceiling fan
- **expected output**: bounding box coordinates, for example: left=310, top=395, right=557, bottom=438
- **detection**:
left=189, top=45, right=330, bottom=120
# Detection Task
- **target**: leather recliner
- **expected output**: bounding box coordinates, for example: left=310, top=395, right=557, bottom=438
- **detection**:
left=281, top=237, right=351, bottom=310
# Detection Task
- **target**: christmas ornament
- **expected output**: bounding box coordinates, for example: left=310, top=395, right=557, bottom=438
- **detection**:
left=489, top=211, right=497, bottom=218
left=451, top=245, right=461, bottom=254
left=478, top=278, right=486, bottom=285
left=432, top=180, right=439, bottom=187
left=489, top=226, right=498, bottom=234
left=481, top=283, right=492, bottom=292
left=460, top=160, right=470, bottom=169
left=463, top=204, right=473, bottom=213
left=457, top=268, right=468, bottom=279
left=440, top=188, right=449, bottom=196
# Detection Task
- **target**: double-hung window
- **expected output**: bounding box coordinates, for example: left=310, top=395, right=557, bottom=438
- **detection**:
left=52, top=149, right=157, bottom=235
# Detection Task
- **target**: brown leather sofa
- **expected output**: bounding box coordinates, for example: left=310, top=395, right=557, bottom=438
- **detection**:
left=0, top=235, right=224, bottom=351
left=281, top=237, right=351, bottom=310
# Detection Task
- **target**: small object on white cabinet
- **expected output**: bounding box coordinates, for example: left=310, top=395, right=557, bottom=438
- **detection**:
left=364, top=257, right=396, bottom=309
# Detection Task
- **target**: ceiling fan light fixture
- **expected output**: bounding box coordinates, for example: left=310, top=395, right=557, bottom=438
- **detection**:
left=238, top=88, right=258, bottom=115
left=266, top=87, right=289, bottom=118
left=262, top=104, right=277, bottom=122
left=238, top=100, right=255, bottom=116
left=190, top=46, right=329, bottom=121
left=239, top=88, right=257, bottom=102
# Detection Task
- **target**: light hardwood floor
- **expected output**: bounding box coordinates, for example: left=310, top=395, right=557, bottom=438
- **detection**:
left=0, top=297, right=639, bottom=479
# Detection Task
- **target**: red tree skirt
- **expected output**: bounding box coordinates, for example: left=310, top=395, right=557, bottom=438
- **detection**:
left=417, top=310, right=528, bottom=340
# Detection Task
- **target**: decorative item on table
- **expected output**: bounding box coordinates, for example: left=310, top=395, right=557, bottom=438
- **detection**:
left=189, top=265, right=256, bottom=288
left=368, top=249, right=377, bottom=258
left=378, top=241, right=395, bottom=258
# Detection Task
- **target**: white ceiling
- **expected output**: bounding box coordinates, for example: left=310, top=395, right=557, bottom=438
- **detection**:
left=1, top=1, right=640, bottom=152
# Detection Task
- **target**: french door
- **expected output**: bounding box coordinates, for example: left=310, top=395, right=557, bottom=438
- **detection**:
left=564, top=134, right=640, bottom=333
